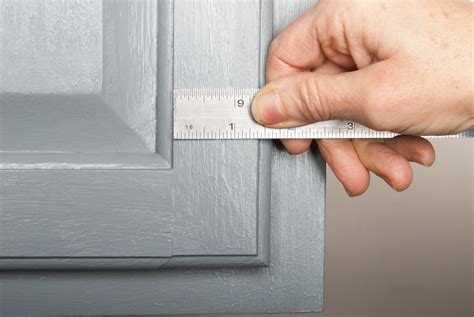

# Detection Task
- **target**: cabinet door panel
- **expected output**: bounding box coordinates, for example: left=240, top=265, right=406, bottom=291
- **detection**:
left=0, top=0, right=269, bottom=268
left=0, top=0, right=325, bottom=314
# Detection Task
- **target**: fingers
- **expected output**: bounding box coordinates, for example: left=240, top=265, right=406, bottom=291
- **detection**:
left=280, top=139, right=313, bottom=155
left=253, top=61, right=405, bottom=131
left=278, top=61, right=346, bottom=155
left=353, top=139, right=413, bottom=192
left=252, top=69, right=367, bottom=128
left=384, top=136, right=436, bottom=167
left=317, top=139, right=370, bottom=196
left=266, top=4, right=325, bottom=81
left=317, top=136, right=435, bottom=196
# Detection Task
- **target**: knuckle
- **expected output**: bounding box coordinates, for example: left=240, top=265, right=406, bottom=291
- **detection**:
left=266, top=40, right=285, bottom=81
left=268, top=39, right=279, bottom=57
left=298, top=75, right=330, bottom=122
left=267, top=38, right=284, bottom=67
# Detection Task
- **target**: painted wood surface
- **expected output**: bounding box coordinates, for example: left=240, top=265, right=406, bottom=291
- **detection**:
left=0, top=0, right=325, bottom=314
left=1, top=0, right=159, bottom=157
left=171, top=0, right=268, bottom=256
left=102, top=0, right=158, bottom=151
left=1, top=0, right=103, bottom=94
left=0, top=0, right=269, bottom=268
left=1, top=170, right=173, bottom=257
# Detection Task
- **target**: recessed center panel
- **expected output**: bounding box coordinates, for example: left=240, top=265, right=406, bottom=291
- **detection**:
left=0, top=0, right=161, bottom=168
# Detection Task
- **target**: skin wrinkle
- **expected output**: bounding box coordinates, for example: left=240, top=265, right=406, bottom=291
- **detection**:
left=270, top=8, right=324, bottom=75
left=267, top=37, right=319, bottom=81
left=342, top=9, right=373, bottom=69
left=300, top=74, right=327, bottom=122
left=339, top=13, right=357, bottom=66
left=332, top=14, right=356, bottom=68
left=309, top=8, right=325, bottom=66
left=319, top=15, right=354, bottom=68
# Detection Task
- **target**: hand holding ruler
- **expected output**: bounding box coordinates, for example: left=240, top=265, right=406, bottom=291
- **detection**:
left=174, top=89, right=473, bottom=140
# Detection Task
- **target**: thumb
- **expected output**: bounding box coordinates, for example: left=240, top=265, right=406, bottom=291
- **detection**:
left=251, top=65, right=381, bottom=129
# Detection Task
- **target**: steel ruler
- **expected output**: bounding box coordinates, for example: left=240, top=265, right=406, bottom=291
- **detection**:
left=173, top=89, right=473, bottom=140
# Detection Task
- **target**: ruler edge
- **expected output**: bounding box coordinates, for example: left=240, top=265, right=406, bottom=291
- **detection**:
left=173, top=89, right=473, bottom=140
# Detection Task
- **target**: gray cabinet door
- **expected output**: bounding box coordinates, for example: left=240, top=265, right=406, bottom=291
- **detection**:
left=0, top=0, right=325, bottom=314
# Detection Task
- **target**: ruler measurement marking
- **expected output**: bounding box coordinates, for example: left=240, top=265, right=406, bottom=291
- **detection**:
left=174, top=89, right=472, bottom=140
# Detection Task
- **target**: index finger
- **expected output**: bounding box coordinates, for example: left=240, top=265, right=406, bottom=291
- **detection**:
left=267, top=4, right=325, bottom=81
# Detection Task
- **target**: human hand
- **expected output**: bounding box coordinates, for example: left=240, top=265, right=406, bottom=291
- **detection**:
left=251, top=0, right=473, bottom=196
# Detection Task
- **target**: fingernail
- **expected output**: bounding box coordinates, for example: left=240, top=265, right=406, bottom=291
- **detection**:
left=251, top=90, right=284, bottom=125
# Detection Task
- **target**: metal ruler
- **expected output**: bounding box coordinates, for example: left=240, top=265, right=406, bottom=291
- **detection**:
left=174, top=88, right=473, bottom=140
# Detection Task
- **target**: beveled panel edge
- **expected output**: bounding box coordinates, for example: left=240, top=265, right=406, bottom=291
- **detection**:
left=0, top=153, right=171, bottom=170
left=0, top=258, right=171, bottom=270
left=255, top=0, right=274, bottom=268
left=0, top=255, right=268, bottom=271
left=155, top=0, right=174, bottom=164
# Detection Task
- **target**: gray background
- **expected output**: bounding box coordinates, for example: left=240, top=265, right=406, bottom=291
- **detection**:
left=321, top=139, right=473, bottom=317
